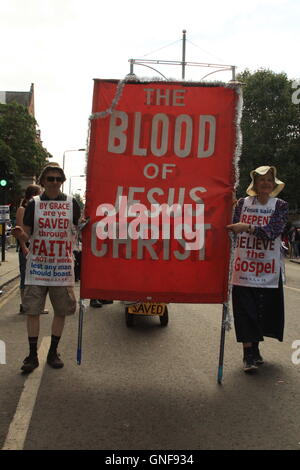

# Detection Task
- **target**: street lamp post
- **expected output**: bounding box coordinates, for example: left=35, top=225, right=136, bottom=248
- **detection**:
left=69, top=175, right=85, bottom=195
left=62, top=148, right=86, bottom=192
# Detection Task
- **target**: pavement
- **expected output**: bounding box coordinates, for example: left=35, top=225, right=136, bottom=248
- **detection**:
left=0, top=246, right=20, bottom=292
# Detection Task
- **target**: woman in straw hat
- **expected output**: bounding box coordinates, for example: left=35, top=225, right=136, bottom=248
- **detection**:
left=227, top=166, right=288, bottom=372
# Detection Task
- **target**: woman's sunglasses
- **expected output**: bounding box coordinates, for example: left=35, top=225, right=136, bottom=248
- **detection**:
left=46, top=176, right=64, bottom=182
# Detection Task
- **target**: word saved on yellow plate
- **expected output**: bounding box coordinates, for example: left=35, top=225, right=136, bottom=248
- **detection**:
left=128, top=303, right=166, bottom=316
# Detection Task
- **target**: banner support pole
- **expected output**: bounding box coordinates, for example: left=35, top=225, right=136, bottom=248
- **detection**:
left=76, top=218, right=90, bottom=365
left=77, top=299, right=85, bottom=365
left=217, top=303, right=228, bottom=384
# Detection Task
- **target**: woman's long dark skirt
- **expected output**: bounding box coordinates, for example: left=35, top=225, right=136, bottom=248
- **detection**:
left=232, top=274, right=284, bottom=343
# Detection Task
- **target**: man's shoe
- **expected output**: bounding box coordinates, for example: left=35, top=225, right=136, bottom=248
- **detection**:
left=252, top=343, right=264, bottom=365
left=21, top=355, right=39, bottom=373
left=243, top=348, right=258, bottom=373
left=90, top=299, right=102, bottom=308
left=47, top=351, right=64, bottom=369
left=99, top=300, right=113, bottom=304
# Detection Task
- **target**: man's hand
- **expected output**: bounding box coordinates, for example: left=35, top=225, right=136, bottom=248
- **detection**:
left=78, top=217, right=90, bottom=231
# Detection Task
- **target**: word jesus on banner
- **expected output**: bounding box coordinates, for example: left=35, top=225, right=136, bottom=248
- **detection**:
left=81, top=79, right=240, bottom=303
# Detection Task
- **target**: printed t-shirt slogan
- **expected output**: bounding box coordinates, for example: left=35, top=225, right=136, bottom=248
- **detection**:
left=81, top=80, right=241, bottom=303
left=25, top=195, right=75, bottom=286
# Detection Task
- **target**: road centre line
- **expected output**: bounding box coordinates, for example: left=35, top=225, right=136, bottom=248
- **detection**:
left=1, top=336, right=51, bottom=451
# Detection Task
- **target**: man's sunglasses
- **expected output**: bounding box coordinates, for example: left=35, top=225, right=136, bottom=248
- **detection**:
left=46, top=176, right=64, bottom=182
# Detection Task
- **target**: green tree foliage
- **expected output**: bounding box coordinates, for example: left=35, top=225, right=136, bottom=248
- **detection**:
left=0, top=102, right=52, bottom=208
left=0, top=139, right=18, bottom=205
left=236, top=69, right=300, bottom=211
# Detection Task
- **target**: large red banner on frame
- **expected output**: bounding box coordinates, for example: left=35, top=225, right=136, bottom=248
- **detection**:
left=80, top=80, right=239, bottom=303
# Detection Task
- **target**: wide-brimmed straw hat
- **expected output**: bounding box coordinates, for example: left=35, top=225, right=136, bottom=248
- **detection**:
left=246, top=165, right=285, bottom=197
left=38, top=162, right=66, bottom=185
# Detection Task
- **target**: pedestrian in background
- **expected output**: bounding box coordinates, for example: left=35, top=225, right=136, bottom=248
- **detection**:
left=227, top=166, right=288, bottom=372
left=15, top=184, right=42, bottom=314
left=13, top=163, right=81, bottom=373
left=289, top=226, right=299, bottom=258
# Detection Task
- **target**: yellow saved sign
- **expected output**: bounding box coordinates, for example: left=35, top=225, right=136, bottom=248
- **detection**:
left=128, top=303, right=166, bottom=316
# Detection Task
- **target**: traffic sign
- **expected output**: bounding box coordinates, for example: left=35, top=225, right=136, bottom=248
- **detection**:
left=0, top=205, right=10, bottom=223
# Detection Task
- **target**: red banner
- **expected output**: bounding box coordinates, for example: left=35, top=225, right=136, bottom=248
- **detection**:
left=81, top=80, right=239, bottom=303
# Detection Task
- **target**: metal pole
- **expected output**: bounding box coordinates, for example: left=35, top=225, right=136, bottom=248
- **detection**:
left=217, top=304, right=228, bottom=384
left=231, top=65, right=236, bottom=81
left=130, top=59, right=134, bottom=74
left=62, top=149, right=86, bottom=193
left=182, top=29, right=186, bottom=80
left=69, top=175, right=85, bottom=195
left=76, top=218, right=90, bottom=365
left=77, top=299, right=85, bottom=365
left=1, top=222, right=6, bottom=262
left=1, top=189, right=7, bottom=262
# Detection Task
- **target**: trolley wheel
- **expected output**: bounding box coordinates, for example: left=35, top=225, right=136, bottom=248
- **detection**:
left=159, top=306, right=169, bottom=327
left=125, top=307, right=135, bottom=327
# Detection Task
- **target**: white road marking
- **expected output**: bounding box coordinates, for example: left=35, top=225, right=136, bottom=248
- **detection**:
left=284, top=285, right=300, bottom=293
left=1, top=336, right=51, bottom=451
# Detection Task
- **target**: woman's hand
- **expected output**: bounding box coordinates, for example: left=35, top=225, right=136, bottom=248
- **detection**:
left=226, top=222, right=251, bottom=234
left=12, top=226, right=28, bottom=242
left=21, top=245, right=29, bottom=256
left=12, top=226, right=24, bottom=238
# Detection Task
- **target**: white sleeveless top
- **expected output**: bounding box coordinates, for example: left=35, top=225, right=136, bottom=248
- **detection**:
left=231, top=196, right=282, bottom=288
left=25, top=195, right=75, bottom=286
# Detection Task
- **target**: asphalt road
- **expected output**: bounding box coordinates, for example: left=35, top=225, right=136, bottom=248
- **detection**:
left=0, top=261, right=300, bottom=450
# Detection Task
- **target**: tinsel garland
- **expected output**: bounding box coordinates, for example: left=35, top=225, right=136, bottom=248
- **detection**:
left=85, top=73, right=139, bottom=165
left=223, top=84, right=243, bottom=330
